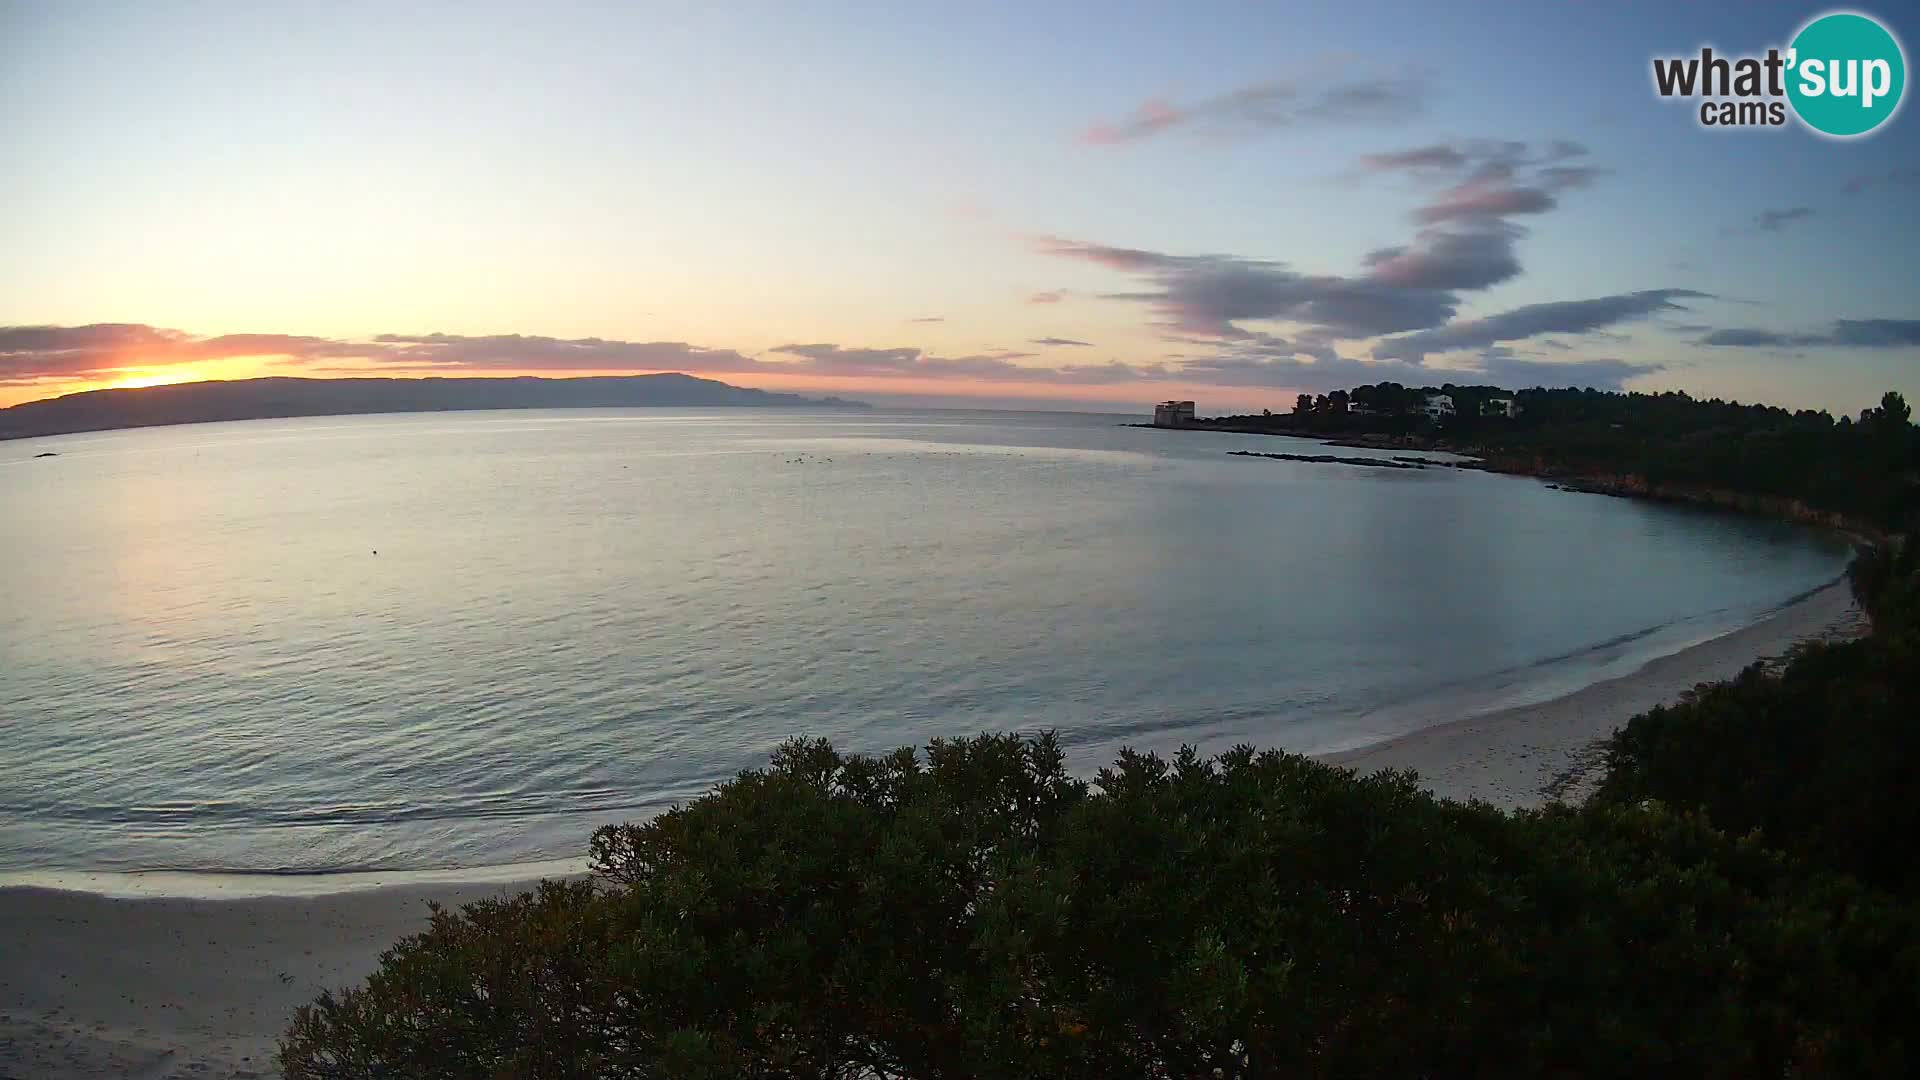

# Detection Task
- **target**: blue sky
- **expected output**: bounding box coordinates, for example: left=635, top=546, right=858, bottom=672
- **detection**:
left=1, top=0, right=1914, bottom=412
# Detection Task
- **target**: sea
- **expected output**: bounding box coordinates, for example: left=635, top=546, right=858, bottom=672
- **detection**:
left=0, top=408, right=1851, bottom=885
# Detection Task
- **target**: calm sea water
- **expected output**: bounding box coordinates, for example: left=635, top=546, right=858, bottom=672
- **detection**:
left=0, top=409, right=1848, bottom=876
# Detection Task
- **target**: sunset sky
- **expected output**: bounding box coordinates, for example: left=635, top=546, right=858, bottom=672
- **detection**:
left=3, top=0, right=1916, bottom=414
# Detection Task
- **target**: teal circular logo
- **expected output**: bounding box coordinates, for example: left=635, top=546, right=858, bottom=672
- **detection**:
left=1787, top=12, right=1906, bottom=137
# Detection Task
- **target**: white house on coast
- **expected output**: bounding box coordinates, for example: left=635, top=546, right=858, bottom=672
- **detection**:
left=1481, top=396, right=1519, bottom=418
left=1423, top=393, right=1455, bottom=421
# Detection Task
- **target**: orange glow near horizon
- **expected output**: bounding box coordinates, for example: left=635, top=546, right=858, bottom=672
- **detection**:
left=103, top=368, right=204, bottom=391
left=1, top=356, right=296, bottom=408
left=1, top=360, right=1298, bottom=413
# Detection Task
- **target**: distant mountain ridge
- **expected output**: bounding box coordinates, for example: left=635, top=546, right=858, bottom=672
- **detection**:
left=0, top=374, right=869, bottom=441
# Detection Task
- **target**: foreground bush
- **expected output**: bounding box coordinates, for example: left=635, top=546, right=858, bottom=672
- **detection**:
left=1597, top=540, right=1920, bottom=896
left=1596, top=635, right=1919, bottom=896
left=282, top=734, right=1917, bottom=1078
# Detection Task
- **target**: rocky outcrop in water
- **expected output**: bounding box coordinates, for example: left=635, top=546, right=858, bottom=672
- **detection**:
left=1228, top=450, right=1429, bottom=470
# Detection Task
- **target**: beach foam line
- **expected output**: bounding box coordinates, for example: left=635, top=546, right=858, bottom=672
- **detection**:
left=1313, top=570, right=1851, bottom=758
left=0, top=856, right=588, bottom=900
left=3, top=575, right=1858, bottom=898
left=1318, top=576, right=1864, bottom=808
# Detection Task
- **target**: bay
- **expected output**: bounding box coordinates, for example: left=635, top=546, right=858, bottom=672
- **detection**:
left=0, top=409, right=1847, bottom=875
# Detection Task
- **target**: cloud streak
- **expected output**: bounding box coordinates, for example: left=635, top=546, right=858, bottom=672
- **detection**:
left=1374, top=290, right=1708, bottom=362
left=0, top=129, right=1686, bottom=408
left=1037, top=235, right=1461, bottom=340
left=4, top=322, right=1664, bottom=401
left=1168, top=335, right=1655, bottom=393
left=1841, top=166, right=1920, bottom=194
left=1080, top=74, right=1424, bottom=144
left=369, top=333, right=763, bottom=373
left=1033, top=139, right=1695, bottom=378
left=1035, top=141, right=1624, bottom=346
left=1363, top=223, right=1523, bottom=291
left=0, top=324, right=370, bottom=383
left=1700, top=319, right=1920, bottom=348
left=768, top=343, right=1151, bottom=383
left=1752, top=207, right=1815, bottom=232
left=1363, top=140, right=1596, bottom=218
left=1358, top=140, right=1597, bottom=294
left=2, top=325, right=1170, bottom=392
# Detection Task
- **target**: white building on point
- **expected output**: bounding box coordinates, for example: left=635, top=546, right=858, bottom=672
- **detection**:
left=1423, top=393, right=1455, bottom=421
left=1153, top=400, right=1196, bottom=427
left=1481, top=396, right=1519, bottom=418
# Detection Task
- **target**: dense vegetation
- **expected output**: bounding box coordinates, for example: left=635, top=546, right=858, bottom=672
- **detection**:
left=282, top=396, right=1920, bottom=1078
left=1202, top=387, right=1920, bottom=532
left=1597, top=538, right=1920, bottom=896
left=284, top=732, right=1920, bottom=1075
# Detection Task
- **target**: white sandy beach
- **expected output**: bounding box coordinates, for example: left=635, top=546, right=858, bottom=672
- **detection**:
left=0, top=578, right=1866, bottom=1079
left=1326, top=576, right=1867, bottom=806
left=0, top=882, right=523, bottom=1079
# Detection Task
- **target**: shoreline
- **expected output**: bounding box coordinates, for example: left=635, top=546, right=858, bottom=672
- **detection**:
left=0, top=582, right=1871, bottom=1077
left=0, top=857, right=588, bottom=902
left=0, top=574, right=1855, bottom=900
left=1130, top=421, right=1889, bottom=543
left=1320, top=575, right=1866, bottom=807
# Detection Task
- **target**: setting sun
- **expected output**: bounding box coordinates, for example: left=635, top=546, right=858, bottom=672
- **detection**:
left=30, top=355, right=292, bottom=406
left=104, top=368, right=201, bottom=391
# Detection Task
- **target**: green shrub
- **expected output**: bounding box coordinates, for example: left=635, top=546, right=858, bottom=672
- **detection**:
left=282, top=734, right=1918, bottom=1078
left=1598, top=541, right=1920, bottom=895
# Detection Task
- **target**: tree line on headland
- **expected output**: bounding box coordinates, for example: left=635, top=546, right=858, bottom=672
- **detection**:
left=1196, top=384, right=1918, bottom=536
left=280, top=389, right=1920, bottom=1078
